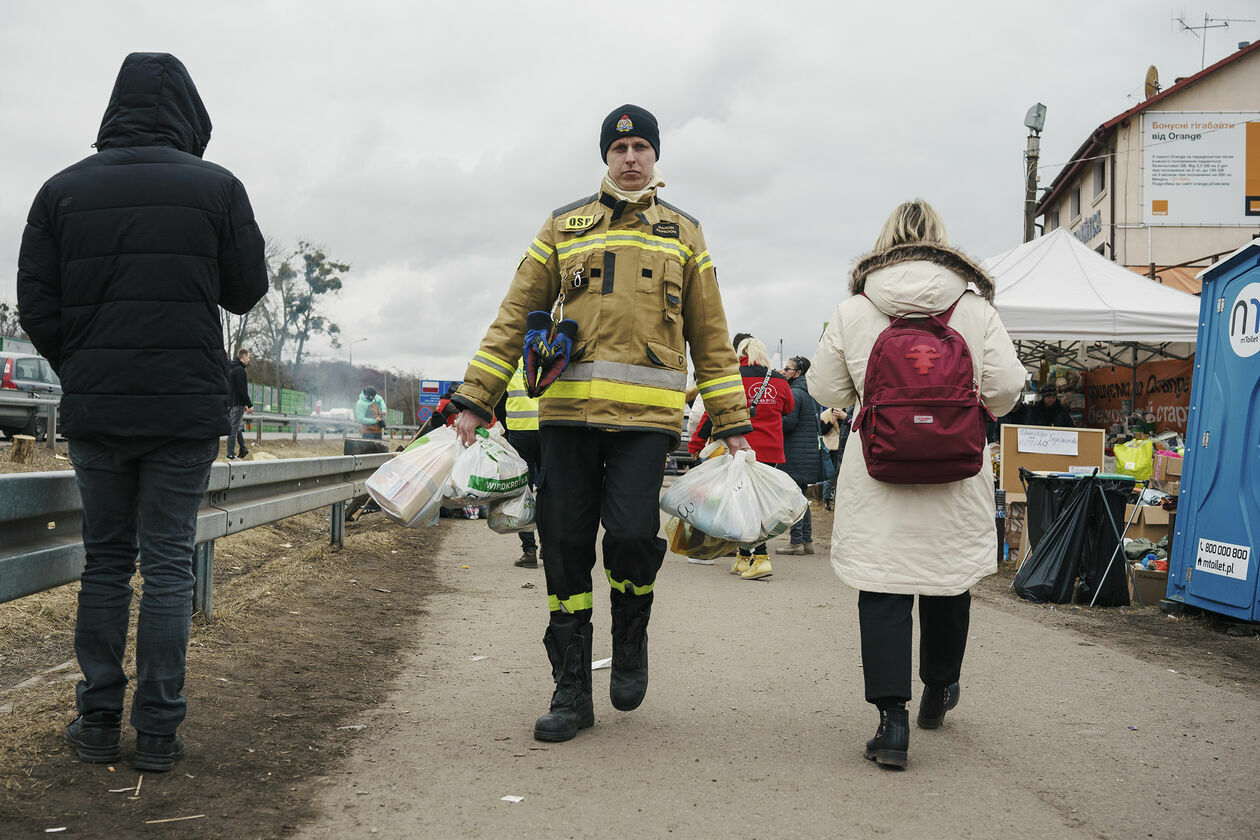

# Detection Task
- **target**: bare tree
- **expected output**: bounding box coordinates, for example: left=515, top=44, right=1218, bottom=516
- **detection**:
left=0, top=301, right=25, bottom=339
left=222, top=237, right=284, bottom=354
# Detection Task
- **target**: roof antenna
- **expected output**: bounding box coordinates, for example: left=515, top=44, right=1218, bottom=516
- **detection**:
left=1173, top=11, right=1256, bottom=70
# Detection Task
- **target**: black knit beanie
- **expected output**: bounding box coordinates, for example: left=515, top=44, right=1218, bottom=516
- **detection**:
left=600, top=104, right=660, bottom=162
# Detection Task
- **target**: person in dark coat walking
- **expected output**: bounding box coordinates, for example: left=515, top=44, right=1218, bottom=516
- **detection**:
left=227, top=348, right=254, bottom=460
left=17, top=52, right=267, bottom=772
left=777, top=356, right=823, bottom=554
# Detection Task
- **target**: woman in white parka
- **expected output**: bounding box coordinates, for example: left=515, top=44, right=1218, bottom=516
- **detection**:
left=808, top=200, right=1024, bottom=769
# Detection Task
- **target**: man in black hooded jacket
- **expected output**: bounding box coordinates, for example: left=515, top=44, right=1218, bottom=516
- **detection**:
left=17, top=53, right=267, bottom=772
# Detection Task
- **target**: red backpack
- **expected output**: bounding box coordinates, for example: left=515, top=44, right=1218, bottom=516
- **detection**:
left=852, top=294, right=993, bottom=484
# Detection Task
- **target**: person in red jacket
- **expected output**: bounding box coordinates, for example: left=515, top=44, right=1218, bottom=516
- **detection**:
left=688, top=336, right=794, bottom=579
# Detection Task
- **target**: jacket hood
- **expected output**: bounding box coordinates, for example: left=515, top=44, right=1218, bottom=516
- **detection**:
left=96, top=53, right=211, bottom=156
left=849, top=243, right=996, bottom=317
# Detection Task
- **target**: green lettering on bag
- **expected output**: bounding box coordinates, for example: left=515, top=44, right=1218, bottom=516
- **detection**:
left=466, top=474, right=529, bottom=492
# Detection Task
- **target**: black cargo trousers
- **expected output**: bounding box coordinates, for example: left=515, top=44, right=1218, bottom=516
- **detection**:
left=535, top=427, right=673, bottom=623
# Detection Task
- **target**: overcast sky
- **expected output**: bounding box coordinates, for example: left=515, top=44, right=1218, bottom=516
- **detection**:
left=3, top=1, right=1257, bottom=382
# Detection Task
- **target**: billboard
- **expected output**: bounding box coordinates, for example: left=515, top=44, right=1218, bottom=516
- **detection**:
left=1142, top=112, right=1260, bottom=224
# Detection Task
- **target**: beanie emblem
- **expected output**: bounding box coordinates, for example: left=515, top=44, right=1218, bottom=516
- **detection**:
left=616, top=115, right=633, bottom=132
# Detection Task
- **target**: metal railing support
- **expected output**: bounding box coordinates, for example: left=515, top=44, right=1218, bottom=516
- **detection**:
left=330, top=501, right=345, bottom=547
left=193, top=540, right=214, bottom=620
left=45, top=403, right=58, bottom=451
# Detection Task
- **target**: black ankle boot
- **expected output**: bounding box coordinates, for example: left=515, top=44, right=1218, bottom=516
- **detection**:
left=610, top=602, right=650, bottom=712
left=533, top=620, right=594, bottom=742
left=917, top=682, right=960, bottom=730
left=66, top=716, right=122, bottom=763
left=864, top=706, right=909, bottom=768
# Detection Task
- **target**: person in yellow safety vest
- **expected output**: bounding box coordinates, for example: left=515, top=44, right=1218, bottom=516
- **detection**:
left=452, top=104, right=753, bottom=743
left=504, top=366, right=541, bottom=568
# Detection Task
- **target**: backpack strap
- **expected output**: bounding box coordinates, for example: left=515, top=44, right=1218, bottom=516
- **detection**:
left=748, top=369, right=773, bottom=418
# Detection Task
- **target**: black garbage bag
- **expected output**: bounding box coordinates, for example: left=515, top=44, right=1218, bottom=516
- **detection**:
left=1021, top=467, right=1076, bottom=558
left=1014, top=475, right=1093, bottom=603
left=1074, top=476, right=1135, bottom=607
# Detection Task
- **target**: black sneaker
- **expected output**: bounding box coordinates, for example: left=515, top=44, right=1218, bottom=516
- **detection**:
left=134, top=732, right=185, bottom=772
left=66, top=716, right=121, bottom=763
left=239, top=447, right=250, bottom=458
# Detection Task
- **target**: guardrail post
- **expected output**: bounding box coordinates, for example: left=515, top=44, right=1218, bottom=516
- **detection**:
left=193, top=540, right=214, bottom=621
left=255, top=418, right=262, bottom=442
left=330, top=501, right=345, bottom=547
left=45, top=403, right=58, bottom=451
left=291, top=420, right=299, bottom=442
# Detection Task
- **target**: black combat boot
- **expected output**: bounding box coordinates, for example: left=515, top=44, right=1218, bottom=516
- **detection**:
left=864, top=705, right=909, bottom=769
left=533, top=618, right=594, bottom=742
left=609, top=595, right=650, bottom=712
left=917, top=682, right=960, bottom=730
left=66, top=715, right=122, bottom=763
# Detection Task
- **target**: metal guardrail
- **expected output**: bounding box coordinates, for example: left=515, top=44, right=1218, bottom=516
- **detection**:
left=0, top=392, right=60, bottom=450
left=245, top=411, right=419, bottom=441
left=0, top=452, right=395, bottom=619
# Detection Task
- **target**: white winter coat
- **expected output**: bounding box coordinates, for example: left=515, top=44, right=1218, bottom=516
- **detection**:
left=808, top=244, right=1025, bottom=596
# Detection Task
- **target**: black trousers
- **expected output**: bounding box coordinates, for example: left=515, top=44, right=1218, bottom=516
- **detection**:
left=506, top=429, right=541, bottom=552
left=536, top=427, right=672, bottom=623
left=857, top=590, right=971, bottom=706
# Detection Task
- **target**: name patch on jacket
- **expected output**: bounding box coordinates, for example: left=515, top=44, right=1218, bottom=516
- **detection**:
left=652, top=222, right=680, bottom=239
left=563, top=215, right=599, bottom=233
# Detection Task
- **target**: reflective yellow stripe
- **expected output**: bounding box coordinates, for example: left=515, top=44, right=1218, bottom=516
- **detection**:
left=697, top=373, right=741, bottom=391
left=555, top=234, right=691, bottom=263
left=605, top=569, right=655, bottom=596
left=470, top=359, right=511, bottom=382
left=548, top=592, right=594, bottom=613
left=695, top=250, right=714, bottom=272
left=543, top=379, right=685, bottom=410
left=474, top=350, right=514, bottom=375
left=527, top=238, right=554, bottom=265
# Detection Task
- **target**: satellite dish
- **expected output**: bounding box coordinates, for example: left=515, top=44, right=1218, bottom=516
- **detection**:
left=1145, top=65, right=1161, bottom=99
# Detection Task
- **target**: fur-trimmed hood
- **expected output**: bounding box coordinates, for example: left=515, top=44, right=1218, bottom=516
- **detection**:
left=849, top=243, right=995, bottom=304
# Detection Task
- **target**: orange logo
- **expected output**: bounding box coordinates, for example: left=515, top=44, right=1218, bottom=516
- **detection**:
left=905, top=345, right=941, bottom=375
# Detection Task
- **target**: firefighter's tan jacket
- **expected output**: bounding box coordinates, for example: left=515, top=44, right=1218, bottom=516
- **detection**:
left=454, top=187, right=752, bottom=442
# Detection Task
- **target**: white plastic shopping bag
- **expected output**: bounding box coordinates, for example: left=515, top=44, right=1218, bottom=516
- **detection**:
left=660, top=450, right=807, bottom=545
left=449, top=427, right=530, bottom=502
left=365, top=426, right=461, bottom=527
left=488, top=485, right=537, bottom=534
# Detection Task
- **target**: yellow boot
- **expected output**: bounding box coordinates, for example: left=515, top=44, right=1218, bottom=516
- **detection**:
left=741, top=554, right=773, bottom=580
left=730, top=555, right=751, bottom=576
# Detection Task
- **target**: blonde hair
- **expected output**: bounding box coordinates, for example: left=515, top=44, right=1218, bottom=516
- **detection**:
left=873, top=199, right=950, bottom=251
left=736, top=337, right=771, bottom=367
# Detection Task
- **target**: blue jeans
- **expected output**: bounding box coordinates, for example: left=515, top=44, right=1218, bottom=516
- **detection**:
left=226, top=405, right=247, bottom=457
left=789, top=481, right=813, bottom=544
left=69, top=436, right=217, bottom=734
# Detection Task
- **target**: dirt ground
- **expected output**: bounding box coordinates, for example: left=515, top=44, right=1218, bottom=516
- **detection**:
left=0, top=439, right=447, bottom=839
left=1, top=458, right=1257, bottom=837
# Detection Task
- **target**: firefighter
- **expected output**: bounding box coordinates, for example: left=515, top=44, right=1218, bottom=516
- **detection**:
left=452, top=104, right=752, bottom=742
left=504, top=365, right=541, bottom=568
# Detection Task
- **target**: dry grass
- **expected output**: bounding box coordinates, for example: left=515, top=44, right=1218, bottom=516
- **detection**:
left=0, top=437, right=373, bottom=792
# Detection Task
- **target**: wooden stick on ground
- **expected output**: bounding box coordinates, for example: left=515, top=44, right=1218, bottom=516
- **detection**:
left=143, top=815, right=207, bottom=825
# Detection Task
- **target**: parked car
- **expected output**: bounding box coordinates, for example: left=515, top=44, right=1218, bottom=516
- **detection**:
left=0, top=352, right=61, bottom=440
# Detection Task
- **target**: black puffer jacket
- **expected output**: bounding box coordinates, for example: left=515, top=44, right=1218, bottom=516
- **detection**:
left=17, top=53, right=267, bottom=440
left=228, top=359, right=253, bottom=408
left=780, top=375, right=823, bottom=485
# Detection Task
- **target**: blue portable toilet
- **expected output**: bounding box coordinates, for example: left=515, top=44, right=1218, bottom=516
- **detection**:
left=1166, top=241, right=1260, bottom=620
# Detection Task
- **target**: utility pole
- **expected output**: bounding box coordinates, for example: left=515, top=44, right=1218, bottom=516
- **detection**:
left=1023, top=103, right=1047, bottom=243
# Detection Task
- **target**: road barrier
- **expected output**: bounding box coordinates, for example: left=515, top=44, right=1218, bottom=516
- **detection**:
left=0, top=452, right=394, bottom=620
left=245, top=412, right=419, bottom=441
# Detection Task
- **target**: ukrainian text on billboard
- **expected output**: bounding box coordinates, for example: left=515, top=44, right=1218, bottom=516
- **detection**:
left=1142, top=111, right=1260, bottom=225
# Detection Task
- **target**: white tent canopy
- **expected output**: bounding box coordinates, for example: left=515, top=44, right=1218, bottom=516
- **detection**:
left=983, top=228, right=1202, bottom=343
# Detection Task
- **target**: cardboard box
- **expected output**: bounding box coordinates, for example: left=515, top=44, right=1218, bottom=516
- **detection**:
left=1167, top=456, right=1183, bottom=477
left=1124, top=504, right=1172, bottom=544
left=1128, top=567, right=1169, bottom=606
